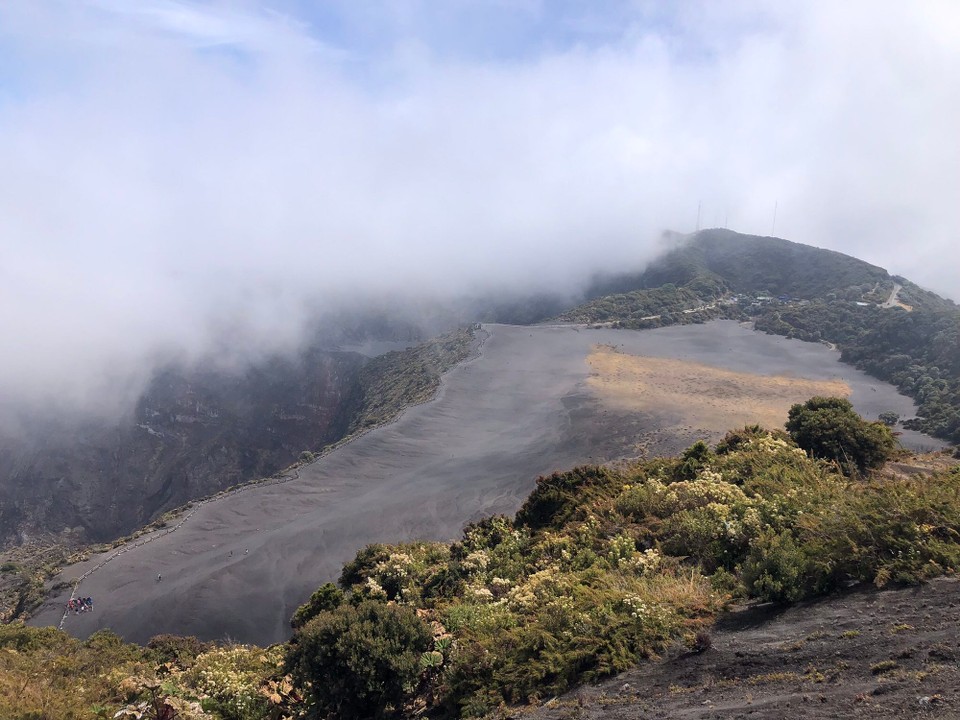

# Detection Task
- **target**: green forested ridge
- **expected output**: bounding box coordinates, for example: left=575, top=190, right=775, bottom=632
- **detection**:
left=555, top=276, right=727, bottom=327
left=557, top=229, right=892, bottom=329
left=585, top=229, right=891, bottom=301
left=8, top=412, right=957, bottom=719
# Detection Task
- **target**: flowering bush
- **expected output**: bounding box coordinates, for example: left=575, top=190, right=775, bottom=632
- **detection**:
left=180, top=645, right=283, bottom=720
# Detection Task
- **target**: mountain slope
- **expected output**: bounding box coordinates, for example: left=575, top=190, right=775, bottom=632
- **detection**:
left=0, top=350, right=366, bottom=545
left=587, top=228, right=891, bottom=300
left=0, top=329, right=476, bottom=546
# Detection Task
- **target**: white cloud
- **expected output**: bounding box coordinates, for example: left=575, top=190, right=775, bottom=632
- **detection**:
left=0, top=0, right=958, bottom=422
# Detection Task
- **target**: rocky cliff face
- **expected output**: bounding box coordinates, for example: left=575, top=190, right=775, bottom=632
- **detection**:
left=0, top=348, right=367, bottom=544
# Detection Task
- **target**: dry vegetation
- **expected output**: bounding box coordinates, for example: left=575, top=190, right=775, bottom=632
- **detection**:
left=586, top=345, right=850, bottom=431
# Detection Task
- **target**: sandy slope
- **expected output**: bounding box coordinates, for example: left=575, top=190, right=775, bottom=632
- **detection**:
left=30, top=322, right=941, bottom=645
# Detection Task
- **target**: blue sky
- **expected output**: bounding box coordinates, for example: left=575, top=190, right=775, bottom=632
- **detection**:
left=1, top=0, right=959, bottom=419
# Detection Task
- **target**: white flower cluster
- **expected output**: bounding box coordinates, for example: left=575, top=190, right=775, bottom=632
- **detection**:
left=506, top=565, right=565, bottom=612
left=184, top=645, right=281, bottom=716
left=365, top=577, right=387, bottom=599
left=374, top=552, right=413, bottom=580
left=622, top=595, right=656, bottom=620
left=626, top=548, right=662, bottom=573
left=462, top=550, right=490, bottom=572
left=749, top=433, right=807, bottom=458
left=642, top=470, right=748, bottom=514
left=470, top=587, right=495, bottom=602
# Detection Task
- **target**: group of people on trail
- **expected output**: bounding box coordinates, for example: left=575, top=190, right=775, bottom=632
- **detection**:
left=66, top=597, right=94, bottom=614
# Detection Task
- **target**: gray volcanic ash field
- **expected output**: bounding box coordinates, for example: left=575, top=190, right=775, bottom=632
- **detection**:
left=31, top=322, right=942, bottom=645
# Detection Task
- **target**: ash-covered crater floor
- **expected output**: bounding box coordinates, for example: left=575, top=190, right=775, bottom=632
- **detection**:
left=30, top=322, right=942, bottom=645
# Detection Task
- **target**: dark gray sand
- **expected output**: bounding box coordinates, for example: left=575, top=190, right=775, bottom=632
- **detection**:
left=30, top=322, right=944, bottom=645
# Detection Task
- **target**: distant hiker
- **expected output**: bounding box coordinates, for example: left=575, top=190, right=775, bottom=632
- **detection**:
left=157, top=573, right=162, bottom=582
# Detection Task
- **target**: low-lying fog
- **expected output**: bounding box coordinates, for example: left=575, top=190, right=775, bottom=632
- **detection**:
left=2, top=2, right=958, bottom=432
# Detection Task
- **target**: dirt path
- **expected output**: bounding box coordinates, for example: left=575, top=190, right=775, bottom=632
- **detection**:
left=519, top=578, right=960, bottom=720
left=881, top=283, right=913, bottom=311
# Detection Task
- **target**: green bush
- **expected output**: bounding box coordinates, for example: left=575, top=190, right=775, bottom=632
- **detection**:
left=145, top=633, right=213, bottom=667
left=338, top=543, right=392, bottom=588
left=741, top=530, right=824, bottom=602
left=786, top=396, right=897, bottom=476
left=286, top=600, right=432, bottom=719
left=290, top=582, right=344, bottom=629
left=803, top=470, right=960, bottom=587
left=515, top=466, right=617, bottom=531
left=674, top=440, right=712, bottom=480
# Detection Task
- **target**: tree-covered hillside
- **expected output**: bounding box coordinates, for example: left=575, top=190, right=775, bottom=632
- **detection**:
left=587, top=229, right=891, bottom=301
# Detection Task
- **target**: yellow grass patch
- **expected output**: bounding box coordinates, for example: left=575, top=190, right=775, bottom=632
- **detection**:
left=586, top=346, right=850, bottom=432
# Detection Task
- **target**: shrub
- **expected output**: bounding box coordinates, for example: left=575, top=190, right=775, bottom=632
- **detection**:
left=740, top=530, right=826, bottom=602
left=786, top=396, right=897, bottom=476
left=146, top=634, right=213, bottom=667
left=290, top=582, right=343, bottom=629
left=515, top=466, right=617, bottom=531
left=674, top=440, right=712, bottom=480
left=286, top=600, right=432, bottom=719
left=801, top=469, right=960, bottom=587
left=878, top=411, right=900, bottom=426
left=714, top=425, right=772, bottom=455
left=339, top=544, right=391, bottom=588
left=178, top=645, right=282, bottom=720
left=870, top=660, right=899, bottom=675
